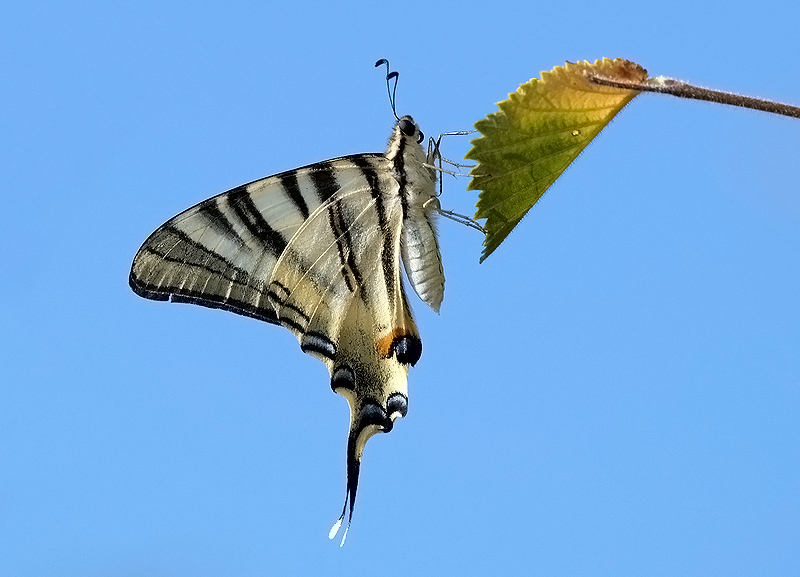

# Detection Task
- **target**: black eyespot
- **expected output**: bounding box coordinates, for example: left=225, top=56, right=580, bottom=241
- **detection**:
left=417, top=130, right=424, bottom=143
left=387, top=393, right=408, bottom=419
left=300, top=332, right=337, bottom=361
left=359, top=401, right=389, bottom=430
left=391, top=335, right=422, bottom=366
left=331, top=365, right=355, bottom=392
left=398, top=117, right=415, bottom=137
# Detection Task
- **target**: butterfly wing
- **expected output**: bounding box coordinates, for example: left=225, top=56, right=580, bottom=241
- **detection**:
left=129, top=154, right=386, bottom=323
left=257, top=156, right=423, bottom=543
left=130, top=152, right=423, bottom=543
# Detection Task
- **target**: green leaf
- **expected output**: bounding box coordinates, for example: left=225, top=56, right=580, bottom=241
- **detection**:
left=466, top=58, right=648, bottom=262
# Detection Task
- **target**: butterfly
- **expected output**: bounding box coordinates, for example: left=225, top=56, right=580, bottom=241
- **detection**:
left=129, top=60, right=448, bottom=545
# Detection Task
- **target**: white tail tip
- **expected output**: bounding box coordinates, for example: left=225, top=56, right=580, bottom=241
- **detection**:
left=328, top=517, right=343, bottom=540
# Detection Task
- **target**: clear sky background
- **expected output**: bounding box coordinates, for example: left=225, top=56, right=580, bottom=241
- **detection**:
left=2, top=1, right=799, bottom=575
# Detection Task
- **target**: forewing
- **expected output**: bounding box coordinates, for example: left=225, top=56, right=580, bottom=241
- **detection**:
left=129, top=154, right=382, bottom=323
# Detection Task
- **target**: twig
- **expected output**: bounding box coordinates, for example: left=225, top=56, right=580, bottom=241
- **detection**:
left=586, top=72, right=800, bottom=119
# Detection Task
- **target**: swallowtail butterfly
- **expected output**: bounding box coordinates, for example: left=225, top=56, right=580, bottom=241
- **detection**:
left=130, top=61, right=449, bottom=545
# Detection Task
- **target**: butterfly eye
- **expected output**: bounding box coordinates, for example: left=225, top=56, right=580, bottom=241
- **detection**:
left=417, top=130, right=424, bottom=144
left=398, top=117, right=416, bottom=137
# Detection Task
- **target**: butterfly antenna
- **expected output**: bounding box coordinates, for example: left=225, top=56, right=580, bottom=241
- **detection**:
left=375, top=58, right=400, bottom=120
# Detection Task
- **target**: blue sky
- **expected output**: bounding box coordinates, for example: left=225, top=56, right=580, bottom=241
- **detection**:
left=2, top=1, right=799, bottom=575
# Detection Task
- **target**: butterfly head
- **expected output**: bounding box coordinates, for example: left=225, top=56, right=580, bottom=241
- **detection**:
left=388, top=115, right=426, bottom=150
left=397, top=115, right=425, bottom=144
left=385, top=115, right=438, bottom=201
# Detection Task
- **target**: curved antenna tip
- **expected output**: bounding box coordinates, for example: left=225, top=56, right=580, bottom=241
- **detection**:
left=375, top=59, right=400, bottom=120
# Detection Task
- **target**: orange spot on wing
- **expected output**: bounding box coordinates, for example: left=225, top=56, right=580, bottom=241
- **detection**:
left=376, top=328, right=411, bottom=358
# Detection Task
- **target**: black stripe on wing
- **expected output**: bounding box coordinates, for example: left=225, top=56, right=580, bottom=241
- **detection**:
left=278, top=171, right=310, bottom=220
left=130, top=154, right=389, bottom=329
left=227, top=185, right=288, bottom=255
left=351, top=156, right=396, bottom=304
left=129, top=226, right=279, bottom=324
left=197, top=198, right=249, bottom=249
left=327, top=198, right=364, bottom=294
left=308, top=161, right=341, bottom=205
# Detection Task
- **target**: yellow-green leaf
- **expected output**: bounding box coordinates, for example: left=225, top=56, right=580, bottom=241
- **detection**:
left=466, top=58, right=648, bottom=262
